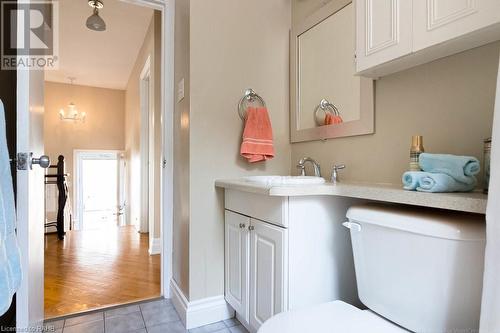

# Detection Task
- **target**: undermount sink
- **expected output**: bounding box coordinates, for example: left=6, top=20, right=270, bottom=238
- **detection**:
left=243, top=175, right=326, bottom=186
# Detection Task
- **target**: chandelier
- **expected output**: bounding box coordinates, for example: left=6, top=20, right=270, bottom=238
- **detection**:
left=59, top=77, right=86, bottom=122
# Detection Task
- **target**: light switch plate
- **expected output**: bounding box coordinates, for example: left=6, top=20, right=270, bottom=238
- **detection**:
left=177, top=78, right=185, bottom=102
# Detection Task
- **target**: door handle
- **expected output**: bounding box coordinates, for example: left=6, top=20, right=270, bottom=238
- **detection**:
left=14, top=153, right=50, bottom=170
left=32, top=155, right=50, bottom=168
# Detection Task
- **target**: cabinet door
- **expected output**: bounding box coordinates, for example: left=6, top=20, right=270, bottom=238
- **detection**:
left=413, top=0, right=500, bottom=52
left=249, top=219, right=287, bottom=331
left=225, top=211, right=250, bottom=321
left=356, top=0, right=413, bottom=72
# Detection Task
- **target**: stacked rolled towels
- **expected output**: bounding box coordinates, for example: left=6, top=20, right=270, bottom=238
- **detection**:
left=402, top=153, right=480, bottom=193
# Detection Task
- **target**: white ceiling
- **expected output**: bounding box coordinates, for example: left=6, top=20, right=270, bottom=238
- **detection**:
left=45, top=0, right=153, bottom=90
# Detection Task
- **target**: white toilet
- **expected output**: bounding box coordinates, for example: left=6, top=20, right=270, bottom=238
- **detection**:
left=258, top=203, right=486, bottom=333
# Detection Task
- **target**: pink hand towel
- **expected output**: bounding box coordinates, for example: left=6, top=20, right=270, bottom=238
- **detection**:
left=240, top=107, right=275, bottom=163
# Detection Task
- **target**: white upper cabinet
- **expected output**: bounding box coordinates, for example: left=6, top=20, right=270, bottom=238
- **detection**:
left=413, top=0, right=500, bottom=51
left=356, top=0, right=412, bottom=72
left=356, top=0, right=500, bottom=76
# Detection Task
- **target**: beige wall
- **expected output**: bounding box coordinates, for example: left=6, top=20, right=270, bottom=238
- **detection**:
left=172, top=0, right=191, bottom=298
left=125, top=12, right=162, bottom=238
left=44, top=81, right=125, bottom=215
left=291, top=0, right=498, bottom=185
left=188, top=0, right=292, bottom=300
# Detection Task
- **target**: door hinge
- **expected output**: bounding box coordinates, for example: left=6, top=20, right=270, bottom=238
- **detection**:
left=162, top=159, right=167, bottom=168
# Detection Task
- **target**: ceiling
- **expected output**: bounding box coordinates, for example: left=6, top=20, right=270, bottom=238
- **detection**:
left=45, top=0, right=154, bottom=90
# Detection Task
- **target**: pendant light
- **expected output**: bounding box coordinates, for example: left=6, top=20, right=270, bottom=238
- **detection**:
left=86, top=0, right=106, bottom=32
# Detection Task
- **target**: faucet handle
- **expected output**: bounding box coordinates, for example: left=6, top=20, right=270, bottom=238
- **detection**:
left=331, top=164, right=346, bottom=183
left=296, top=163, right=306, bottom=176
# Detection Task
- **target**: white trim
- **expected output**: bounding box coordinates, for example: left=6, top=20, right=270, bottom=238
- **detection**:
left=139, top=55, right=152, bottom=234
left=170, top=279, right=235, bottom=330
left=160, top=0, right=175, bottom=299
left=149, top=237, right=161, bottom=255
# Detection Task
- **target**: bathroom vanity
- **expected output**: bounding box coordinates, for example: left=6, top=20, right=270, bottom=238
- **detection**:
left=216, top=178, right=487, bottom=332
left=220, top=187, right=361, bottom=333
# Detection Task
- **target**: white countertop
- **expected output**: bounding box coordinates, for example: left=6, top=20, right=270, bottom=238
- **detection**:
left=215, top=179, right=488, bottom=214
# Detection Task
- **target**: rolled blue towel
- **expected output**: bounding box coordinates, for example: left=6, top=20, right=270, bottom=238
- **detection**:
left=402, top=171, right=425, bottom=190
left=419, top=153, right=480, bottom=185
left=418, top=173, right=476, bottom=193
left=403, top=171, right=476, bottom=193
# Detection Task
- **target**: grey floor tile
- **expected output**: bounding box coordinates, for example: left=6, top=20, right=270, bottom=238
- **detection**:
left=105, top=311, right=145, bottom=333
left=222, top=318, right=239, bottom=328
left=44, top=319, right=64, bottom=331
left=128, top=330, right=147, bottom=333
left=142, top=302, right=180, bottom=327
left=105, top=304, right=141, bottom=318
left=64, top=312, right=103, bottom=327
left=228, top=325, right=248, bottom=333
left=139, top=299, right=173, bottom=312
left=189, top=321, right=226, bottom=333
left=148, top=320, right=188, bottom=333
left=213, top=329, right=230, bottom=333
left=62, top=320, right=104, bottom=333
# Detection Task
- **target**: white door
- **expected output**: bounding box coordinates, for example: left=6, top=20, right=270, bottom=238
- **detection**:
left=356, top=0, right=413, bottom=72
left=249, top=219, right=287, bottom=331
left=224, top=211, right=250, bottom=322
left=16, top=50, right=47, bottom=329
left=413, top=0, right=500, bottom=52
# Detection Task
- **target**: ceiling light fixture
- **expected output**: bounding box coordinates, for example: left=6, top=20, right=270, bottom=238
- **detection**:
left=59, top=78, right=86, bottom=122
left=86, top=0, right=106, bottom=32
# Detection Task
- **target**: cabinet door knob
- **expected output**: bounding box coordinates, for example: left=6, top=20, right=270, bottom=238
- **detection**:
left=239, top=223, right=246, bottom=229
left=248, top=226, right=255, bottom=231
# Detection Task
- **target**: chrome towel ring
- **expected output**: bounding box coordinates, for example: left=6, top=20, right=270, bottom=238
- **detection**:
left=314, top=98, right=339, bottom=126
left=238, top=88, right=266, bottom=120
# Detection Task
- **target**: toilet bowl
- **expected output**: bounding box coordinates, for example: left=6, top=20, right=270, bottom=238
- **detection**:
left=258, top=203, right=485, bottom=333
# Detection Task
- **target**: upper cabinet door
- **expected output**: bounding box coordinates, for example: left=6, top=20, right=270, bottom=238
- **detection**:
left=225, top=211, right=250, bottom=321
left=249, top=219, right=287, bottom=331
left=356, top=0, right=413, bottom=72
left=413, top=0, right=500, bottom=52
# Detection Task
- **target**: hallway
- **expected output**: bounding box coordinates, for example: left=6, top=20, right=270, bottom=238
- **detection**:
left=44, top=225, right=160, bottom=318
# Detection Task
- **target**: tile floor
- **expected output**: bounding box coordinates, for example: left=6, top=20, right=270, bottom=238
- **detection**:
left=43, top=298, right=249, bottom=333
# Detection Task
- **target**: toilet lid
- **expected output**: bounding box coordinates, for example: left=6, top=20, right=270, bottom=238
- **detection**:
left=258, top=301, right=407, bottom=333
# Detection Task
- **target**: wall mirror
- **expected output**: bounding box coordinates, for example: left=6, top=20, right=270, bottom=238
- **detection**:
left=290, top=0, right=374, bottom=142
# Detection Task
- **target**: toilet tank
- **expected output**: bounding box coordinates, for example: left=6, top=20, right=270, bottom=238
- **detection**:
left=345, top=203, right=485, bottom=333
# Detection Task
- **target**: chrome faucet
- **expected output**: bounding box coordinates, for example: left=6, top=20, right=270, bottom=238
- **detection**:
left=297, top=157, right=321, bottom=177
left=331, top=164, right=345, bottom=183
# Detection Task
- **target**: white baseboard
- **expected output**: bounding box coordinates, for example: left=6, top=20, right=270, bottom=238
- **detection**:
left=170, top=279, right=234, bottom=330
left=149, top=237, right=161, bottom=255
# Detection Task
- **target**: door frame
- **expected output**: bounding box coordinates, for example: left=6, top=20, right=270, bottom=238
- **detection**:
left=73, top=149, right=123, bottom=230
left=111, top=0, right=175, bottom=298
left=15, top=0, right=174, bottom=325
left=139, top=55, right=152, bottom=235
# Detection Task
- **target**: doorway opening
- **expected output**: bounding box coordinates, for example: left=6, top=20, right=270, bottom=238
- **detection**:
left=42, top=0, right=165, bottom=320
left=75, top=151, right=124, bottom=231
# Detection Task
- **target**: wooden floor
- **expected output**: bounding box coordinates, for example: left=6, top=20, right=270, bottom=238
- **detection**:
left=44, top=225, right=161, bottom=319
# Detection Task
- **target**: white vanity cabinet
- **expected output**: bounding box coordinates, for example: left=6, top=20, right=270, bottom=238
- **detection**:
left=223, top=189, right=360, bottom=333
left=356, top=0, right=500, bottom=76
left=225, top=210, right=287, bottom=330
